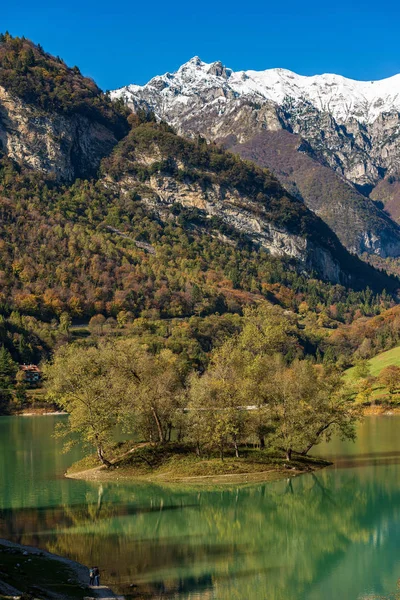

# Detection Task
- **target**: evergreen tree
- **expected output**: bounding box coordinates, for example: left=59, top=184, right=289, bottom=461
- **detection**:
left=0, top=345, right=17, bottom=413
left=0, top=345, right=17, bottom=389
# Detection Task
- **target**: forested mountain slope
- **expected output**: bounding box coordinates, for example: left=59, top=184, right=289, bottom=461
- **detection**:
left=0, top=33, right=129, bottom=181
left=0, top=33, right=397, bottom=337
left=100, top=120, right=397, bottom=289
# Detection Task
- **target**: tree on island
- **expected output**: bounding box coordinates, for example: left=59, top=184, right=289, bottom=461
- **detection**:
left=115, top=340, right=186, bottom=444
left=44, top=343, right=141, bottom=466
left=44, top=340, right=186, bottom=465
left=189, top=343, right=360, bottom=462
left=188, top=339, right=251, bottom=459
left=268, top=360, right=361, bottom=461
left=44, top=304, right=362, bottom=468
left=187, top=306, right=361, bottom=461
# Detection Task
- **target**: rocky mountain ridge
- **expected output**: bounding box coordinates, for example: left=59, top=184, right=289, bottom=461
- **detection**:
left=113, top=57, right=400, bottom=125
left=111, top=57, right=400, bottom=257
left=231, top=129, right=400, bottom=257
left=112, top=58, right=400, bottom=189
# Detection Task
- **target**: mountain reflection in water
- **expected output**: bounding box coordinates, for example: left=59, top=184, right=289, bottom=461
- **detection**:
left=1, top=415, right=400, bottom=600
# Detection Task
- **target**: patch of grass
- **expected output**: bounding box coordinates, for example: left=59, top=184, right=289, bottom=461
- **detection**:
left=345, top=345, right=400, bottom=404
left=346, top=345, right=400, bottom=380
left=67, top=442, right=330, bottom=483
left=66, top=453, right=100, bottom=474
left=66, top=440, right=138, bottom=474
left=0, top=545, right=86, bottom=599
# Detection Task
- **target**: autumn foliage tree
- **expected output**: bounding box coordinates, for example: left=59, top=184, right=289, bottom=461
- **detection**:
left=379, top=365, right=400, bottom=395
left=44, top=343, right=140, bottom=465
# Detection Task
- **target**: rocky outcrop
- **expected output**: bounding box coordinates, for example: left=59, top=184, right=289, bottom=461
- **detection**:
left=124, top=82, right=400, bottom=193
left=283, top=103, right=400, bottom=189
left=98, top=121, right=399, bottom=288
left=109, top=169, right=347, bottom=286
left=0, top=85, right=118, bottom=181
left=112, top=59, right=400, bottom=190
left=112, top=58, right=400, bottom=253
left=231, top=130, right=400, bottom=257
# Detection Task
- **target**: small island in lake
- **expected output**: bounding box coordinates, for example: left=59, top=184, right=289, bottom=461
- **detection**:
left=66, top=441, right=331, bottom=485
left=43, top=304, right=359, bottom=486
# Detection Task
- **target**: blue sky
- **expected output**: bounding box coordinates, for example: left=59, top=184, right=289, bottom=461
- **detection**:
left=3, top=0, right=400, bottom=90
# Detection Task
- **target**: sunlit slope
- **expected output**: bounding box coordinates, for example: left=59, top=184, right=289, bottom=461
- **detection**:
left=346, top=345, right=400, bottom=380
left=345, top=345, right=400, bottom=403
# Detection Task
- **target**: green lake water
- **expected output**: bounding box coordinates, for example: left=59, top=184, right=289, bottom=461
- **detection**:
left=1, top=415, right=400, bottom=599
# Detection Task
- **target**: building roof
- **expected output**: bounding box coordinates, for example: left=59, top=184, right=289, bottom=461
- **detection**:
left=20, top=364, right=41, bottom=373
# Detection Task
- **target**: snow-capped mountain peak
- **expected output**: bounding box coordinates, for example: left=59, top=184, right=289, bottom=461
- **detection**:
left=112, top=57, right=400, bottom=124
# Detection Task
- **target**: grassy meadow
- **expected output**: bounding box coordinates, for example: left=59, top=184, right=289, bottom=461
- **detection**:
left=345, top=345, right=400, bottom=404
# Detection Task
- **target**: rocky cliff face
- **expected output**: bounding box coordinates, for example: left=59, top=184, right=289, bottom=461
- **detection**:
left=231, top=130, right=400, bottom=257
left=0, top=85, right=118, bottom=182
left=112, top=58, right=400, bottom=254
left=112, top=172, right=343, bottom=284
left=282, top=101, right=400, bottom=190
left=101, top=124, right=389, bottom=288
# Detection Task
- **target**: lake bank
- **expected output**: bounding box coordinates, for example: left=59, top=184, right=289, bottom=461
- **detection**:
left=65, top=443, right=331, bottom=485
left=9, top=404, right=400, bottom=418
left=363, top=405, right=400, bottom=415
left=0, top=538, right=124, bottom=599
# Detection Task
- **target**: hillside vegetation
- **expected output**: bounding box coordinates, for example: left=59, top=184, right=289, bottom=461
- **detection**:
left=345, top=345, right=400, bottom=405
left=102, top=121, right=398, bottom=290
left=347, top=346, right=400, bottom=379
left=1, top=34, right=400, bottom=421
left=0, top=32, right=129, bottom=138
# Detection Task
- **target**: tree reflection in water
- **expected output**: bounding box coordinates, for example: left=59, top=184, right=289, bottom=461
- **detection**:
left=2, top=466, right=400, bottom=599
left=3, top=416, right=400, bottom=599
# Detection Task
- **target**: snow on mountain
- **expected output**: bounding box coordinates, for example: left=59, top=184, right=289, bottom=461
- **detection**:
left=112, top=57, right=400, bottom=124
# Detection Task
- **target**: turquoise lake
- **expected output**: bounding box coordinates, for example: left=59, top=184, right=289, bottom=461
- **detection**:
left=1, top=415, right=400, bottom=599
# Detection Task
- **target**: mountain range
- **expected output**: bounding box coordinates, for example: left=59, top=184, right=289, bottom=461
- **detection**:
left=112, top=58, right=400, bottom=258
left=113, top=57, right=400, bottom=125
left=0, top=33, right=398, bottom=332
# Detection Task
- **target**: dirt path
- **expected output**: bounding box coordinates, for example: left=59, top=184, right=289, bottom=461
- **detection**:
left=86, top=584, right=125, bottom=599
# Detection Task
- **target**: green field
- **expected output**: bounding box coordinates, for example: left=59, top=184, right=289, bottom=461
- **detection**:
left=345, top=345, right=400, bottom=404
left=346, top=345, right=400, bottom=380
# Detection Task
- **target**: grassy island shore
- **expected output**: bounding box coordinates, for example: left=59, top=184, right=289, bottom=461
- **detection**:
left=66, top=443, right=331, bottom=485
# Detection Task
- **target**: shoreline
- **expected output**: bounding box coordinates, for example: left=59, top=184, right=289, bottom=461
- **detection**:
left=18, top=410, right=68, bottom=416
left=66, top=466, right=326, bottom=486
left=7, top=405, right=400, bottom=418
left=4, top=409, right=398, bottom=487
left=363, top=406, right=400, bottom=415
left=1, top=409, right=68, bottom=417
left=65, top=451, right=330, bottom=486
left=0, top=538, right=124, bottom=599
